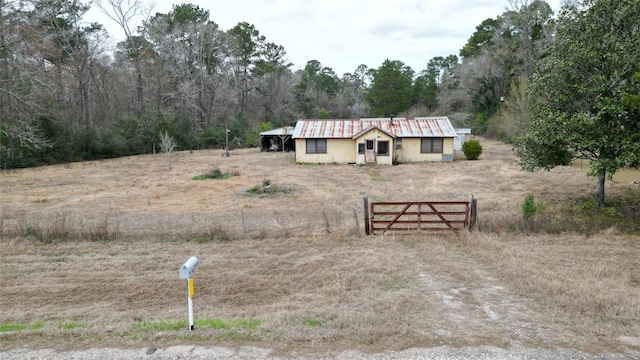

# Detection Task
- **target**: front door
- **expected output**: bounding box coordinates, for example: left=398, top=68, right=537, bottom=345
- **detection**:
left=365, top=139, right=376, bottom=164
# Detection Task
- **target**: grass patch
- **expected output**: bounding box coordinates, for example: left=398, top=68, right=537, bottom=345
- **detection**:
left=131, top=318, right=261, bottom=332
left=196, top=318, right=262, bottom=330
left=192, top=166, right=234, bottom=180
left=367, top=168, right=390, bottom=182
left=247, top=179, right=291, bottom=195
left=132, top=320, right=187, bottom=332
left=303, top=318, right=323, bottom=327
left=0, top=322, right=44, bottom=332
left=57, top=321, right=86, bottom=330
left=508, top=189, right=640, bottom=234
left=386, top=274, right=410, bottom=291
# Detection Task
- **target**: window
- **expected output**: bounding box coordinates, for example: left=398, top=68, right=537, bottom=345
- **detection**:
left=395, top=138, right=403, bottom=149
left=421, top=138, right=444, bottom=153
left=358, top=143, right=365, bottom=154
left=306, top=139, right=327, bottom=154
left=377, top=141, right=389, bottom=156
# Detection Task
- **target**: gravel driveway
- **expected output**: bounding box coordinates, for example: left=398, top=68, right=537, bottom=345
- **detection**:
left=2, top=345, right=640, bottom=360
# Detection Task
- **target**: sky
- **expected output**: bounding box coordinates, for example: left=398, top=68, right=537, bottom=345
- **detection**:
left=84, top=0, right=563, bottom=76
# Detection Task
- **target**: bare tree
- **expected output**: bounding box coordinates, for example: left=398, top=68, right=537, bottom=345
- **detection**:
left=94, top=0, right=153, bottom=117
left=159, top=131, right=176, bottom=171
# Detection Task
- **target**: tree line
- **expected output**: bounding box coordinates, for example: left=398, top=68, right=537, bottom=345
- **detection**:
left=0, top=0, right=555, bottom=166
left=1, top=0, right=639, bottom=206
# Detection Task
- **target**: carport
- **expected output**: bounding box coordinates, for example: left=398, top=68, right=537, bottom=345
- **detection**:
left=260, top=126, right=295, bottom=151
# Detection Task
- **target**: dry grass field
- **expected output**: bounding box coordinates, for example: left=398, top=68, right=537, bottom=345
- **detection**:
left=0, top=138, right=639, bottom=357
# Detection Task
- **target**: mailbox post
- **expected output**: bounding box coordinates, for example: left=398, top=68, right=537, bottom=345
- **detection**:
left=179, top=256, right=199, bottom=331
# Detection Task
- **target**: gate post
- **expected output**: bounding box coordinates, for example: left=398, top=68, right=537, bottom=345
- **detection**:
left=364, top=197, right=371, bottom=235
left=470, top=197, right=478, bottom=231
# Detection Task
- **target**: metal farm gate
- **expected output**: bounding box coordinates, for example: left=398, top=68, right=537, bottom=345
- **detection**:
left=364, top=197, right=478, bottom=235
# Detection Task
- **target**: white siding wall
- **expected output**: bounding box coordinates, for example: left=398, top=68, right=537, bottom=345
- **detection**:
left=294, top=139, right=356, bottom=164
left=395, top=137, right=455, bottom=163
left=295, top=136, right=455, bottom=164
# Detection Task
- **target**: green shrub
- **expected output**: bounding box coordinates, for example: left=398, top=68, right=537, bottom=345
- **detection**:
left=192, top=167, right=231, bottom=180
left=522, top=193, right=547, bottom=220
left=247, top=179, right=290, bottom=195
left=462, top=139, right=483, bottom=160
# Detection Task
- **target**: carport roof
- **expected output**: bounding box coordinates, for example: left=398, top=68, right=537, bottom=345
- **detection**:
left=260, top=126, right=294, bottom=136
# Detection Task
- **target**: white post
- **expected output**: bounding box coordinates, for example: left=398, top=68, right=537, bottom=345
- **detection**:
left=179, top=257, right=199, bottom=332
left=187, top=278, right=194, bottom=331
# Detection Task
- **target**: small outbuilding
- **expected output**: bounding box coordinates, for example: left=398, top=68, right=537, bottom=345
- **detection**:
left=260, top=126, right=295, bottom=152
left=292, top=117, right=457, bottom=165
left=454, top=128, right=472, bottom=151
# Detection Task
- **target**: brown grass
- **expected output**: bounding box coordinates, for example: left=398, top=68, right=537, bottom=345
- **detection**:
left=0, top=138, right=638, bottom=355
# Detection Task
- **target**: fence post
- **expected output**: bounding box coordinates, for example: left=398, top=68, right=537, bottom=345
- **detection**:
left=353, top=206, right=361, bottom=236
left=363, top=197, right=370, bottom=235
left=470, top=197, right=478, bottom=231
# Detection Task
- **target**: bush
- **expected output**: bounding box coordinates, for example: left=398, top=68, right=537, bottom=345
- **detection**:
left=522, top=193, right=547, bottom=220
left=247, top=179, right=290, bottom=195
left=462, top=139, right=483, bottom=160
left=192, top=167, right=231, bottom=180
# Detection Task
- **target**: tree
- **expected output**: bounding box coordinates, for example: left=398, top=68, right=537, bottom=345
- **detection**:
left=293, top=60, right=341, bottom=117
left=624, top=73, right=640, bottom=110
left=365, top=59, right=414, bottom=117
left=414, top=55, right=459, bottom=112
left=159, top=131, right=176, bottom=170
left=455, top=2, right=556, bottom=133
left=459, top=17, right=502, bottom=59
left=228, top=22, right=265, bottom=116
left=0, top=0, right=55, bottom=163
left=516, top=0, right=640, bottom=207
left=487, top=75, right=532, bottom=142
left=143, top=4, right=226, bottom=129
left=95, top=0, right=153, bottom=117
left=502, top=0, right=555, bottom=76
left=337, top=64, right=371, bottom=118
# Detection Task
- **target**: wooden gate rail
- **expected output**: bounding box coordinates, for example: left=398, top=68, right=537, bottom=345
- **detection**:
left=364, top=198, right=478, bottom=235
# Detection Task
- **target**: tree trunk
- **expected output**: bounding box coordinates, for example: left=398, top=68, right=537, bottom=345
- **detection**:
left=596, top=169, right=606, bottom=207
left=135, top=55, right=144, bottom=117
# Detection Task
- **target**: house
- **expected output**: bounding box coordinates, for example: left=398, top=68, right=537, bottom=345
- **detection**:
left=292, top=117, right=457, bottom=165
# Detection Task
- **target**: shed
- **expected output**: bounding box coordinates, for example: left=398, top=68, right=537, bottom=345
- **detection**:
left=260, top=126, right=295, bottom=151
left=454, top=128, right=472, bottom=151
left=292, top=117, right=457, bottom=165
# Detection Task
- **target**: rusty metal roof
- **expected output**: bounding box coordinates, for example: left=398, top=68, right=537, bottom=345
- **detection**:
left=292, top=117, right=456, bottom=139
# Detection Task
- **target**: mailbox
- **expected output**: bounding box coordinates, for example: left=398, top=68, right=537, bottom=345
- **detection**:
left=179, top=256, right=199, bottom=280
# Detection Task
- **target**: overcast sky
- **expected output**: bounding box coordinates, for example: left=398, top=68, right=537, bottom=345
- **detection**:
left=84, top=0, right=562, bottom=76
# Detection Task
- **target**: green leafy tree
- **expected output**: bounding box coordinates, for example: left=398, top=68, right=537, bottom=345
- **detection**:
left=245, top=121, right=273, bottom=146
left=414, top=55, right=459, bottom=112
left=317, top=109, right=330, bottom=119
left=228, top=22, right=266, bottom=115
left=516, top=0, right=640, bottom=207
left=293, top=60, right=341, bottom=117
left=459, top=17, right=502, bottom=59
left=365, top=59, right=414, bottom=117
left=624, top=73, right=640, bottom=110
left=134, top=108, right=172, bottom=152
